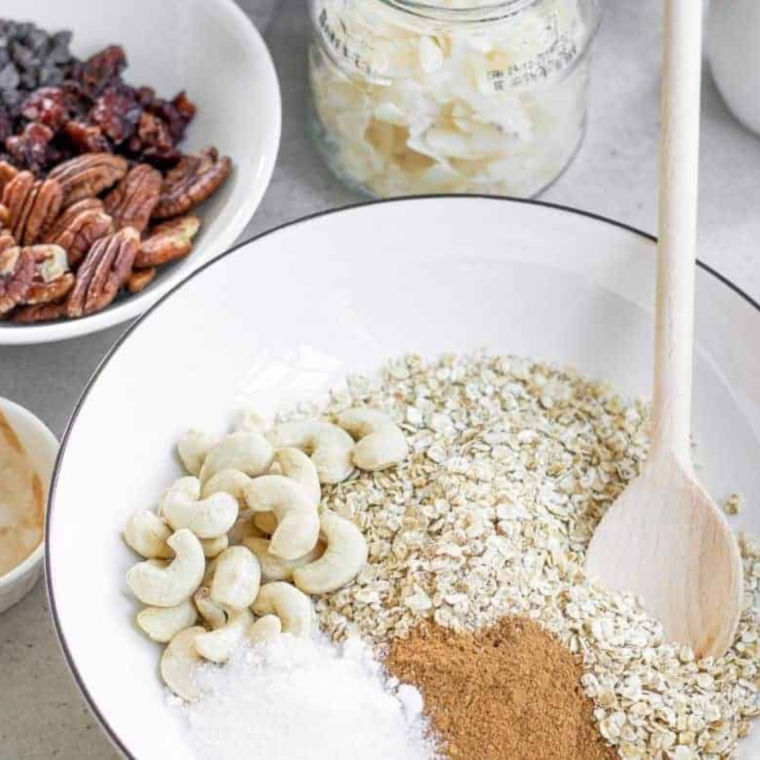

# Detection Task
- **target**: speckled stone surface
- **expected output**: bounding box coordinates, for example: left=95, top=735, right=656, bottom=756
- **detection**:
left=1, top=2, right=758, bottom=758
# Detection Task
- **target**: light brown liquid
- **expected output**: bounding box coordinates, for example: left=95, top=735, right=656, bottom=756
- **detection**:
left=0, top=411, right=44, bottom=577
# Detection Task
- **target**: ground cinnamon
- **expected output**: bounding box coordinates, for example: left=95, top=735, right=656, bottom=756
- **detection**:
left=385, top=616, right=617, bottom=760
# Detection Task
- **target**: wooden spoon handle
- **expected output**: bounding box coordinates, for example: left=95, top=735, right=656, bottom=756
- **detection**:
left=653, top=0, right=703, bottom=464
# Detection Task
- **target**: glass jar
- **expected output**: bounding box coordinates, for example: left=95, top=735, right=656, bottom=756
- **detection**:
left=308, top=0, right=601, bottom=198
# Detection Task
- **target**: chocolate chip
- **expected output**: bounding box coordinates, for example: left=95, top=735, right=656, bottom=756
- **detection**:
left=26, top=28, right=48, bottom=53
left=10, top=41, right=34, bottom=69
left=0, top=62, right=19, bottom=90
left=1, top=89, right=22, bottom=108
left=47, top=44, right=71, bottom=65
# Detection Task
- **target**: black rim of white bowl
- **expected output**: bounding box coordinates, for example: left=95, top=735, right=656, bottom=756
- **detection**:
left=44, top=194, right=760, bottom=759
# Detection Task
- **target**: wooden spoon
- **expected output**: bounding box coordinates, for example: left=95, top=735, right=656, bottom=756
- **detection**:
left=585, top=0, right=743, bottom=659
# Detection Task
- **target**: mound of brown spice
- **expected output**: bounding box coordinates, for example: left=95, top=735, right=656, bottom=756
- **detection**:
left=385, top=616, right=617, bottom=760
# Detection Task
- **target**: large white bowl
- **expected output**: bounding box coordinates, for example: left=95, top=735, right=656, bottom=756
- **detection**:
left=0, top=0, right=280, bottom=345
left=48, top=197, right=760, bottom=758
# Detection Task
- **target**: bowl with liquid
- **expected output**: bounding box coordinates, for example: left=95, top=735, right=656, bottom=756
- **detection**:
left=0, top=397, right=59, bottom=614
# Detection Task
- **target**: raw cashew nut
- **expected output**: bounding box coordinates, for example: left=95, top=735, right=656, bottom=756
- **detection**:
left=247, top=615, right=282, bottom=645
left=201, top=534, right=229, bottom=558
left=200, top=469, right=252, bottom=504
left=245, top=476, right=320, bottom=561
left=195, top=607, right=254, bottom=663
left=160, top=626, right=206, bottom=701
left=245, top=448, right=320, bottom=541
left=337, top=408, right=408, bottom=471
left=177, top=429, right=218, bottom=476
left=199, top=432, right=274, bottom=484
left=194, top=587, right=227, bottom=630
left=137, top=599, right=198, bottom=643
left=273, top=448, right=321, bottom=505
left=158, top=476, right=200, bottom=517
left=267, top=421, right=355, bottom=484
left=252, top=582, right=314, bottom=638
left=124, top=510, right=173, bottom=559
left=244, top=537, right=324, bottom=583
left=126, top=529, right=205, bottom=607
left=210, top=546, right=261, bottom=610
left=293, top=511, right=368, bottom=594
left=162, top=479, right=238, bottom=539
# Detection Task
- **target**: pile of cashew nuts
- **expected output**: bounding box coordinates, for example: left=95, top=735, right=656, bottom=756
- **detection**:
left=122, top=407, right=408, bottom=701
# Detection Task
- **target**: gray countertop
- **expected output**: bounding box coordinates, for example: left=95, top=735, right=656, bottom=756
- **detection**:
left=1, top=1, right=758, bottom=757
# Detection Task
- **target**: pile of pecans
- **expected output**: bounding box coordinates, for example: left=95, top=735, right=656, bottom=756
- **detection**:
left=0, top=20, right=232, bottom=325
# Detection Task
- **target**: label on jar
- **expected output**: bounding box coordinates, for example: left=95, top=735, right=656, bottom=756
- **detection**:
left=486, top=13, right=580, bottom=92
left=317, top=7, right=376, bottom=77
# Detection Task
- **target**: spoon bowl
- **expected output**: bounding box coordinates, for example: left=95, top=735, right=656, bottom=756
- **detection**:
left=586, top=454, right=743, bottom=658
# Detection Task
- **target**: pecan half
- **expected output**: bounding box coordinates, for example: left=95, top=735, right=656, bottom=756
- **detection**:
left=104, top=164, right=162, bottom=232
left=22, top=245, right=75, bottom=306
left=152, top=148, right=231, bottom=220
left=12, top=301, right=68, bottom=324
left=0, top=161, right=18, bottom=197
left=26, top=272, right=76, bottom=307
left=135, top=214, right=200, bottom=268
left=126, top=267, right=156, bottom=294
left=0, top=246, right=35, bottom=315
left=1, top=172, right=65, bottom=246
left=42, top=199, right=114, bottom=267
left=48, top=153, right=129, bottom=207
left=1, top=171, right=34, bottom=234
left=65, top=227, right=140, bottom=318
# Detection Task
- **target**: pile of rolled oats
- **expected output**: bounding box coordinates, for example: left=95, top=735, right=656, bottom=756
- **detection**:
left=284, top=352, right=759, bottom=759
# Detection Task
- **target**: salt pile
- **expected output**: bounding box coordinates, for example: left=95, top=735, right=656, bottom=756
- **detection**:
left=181, top=635, right=436, bottom=760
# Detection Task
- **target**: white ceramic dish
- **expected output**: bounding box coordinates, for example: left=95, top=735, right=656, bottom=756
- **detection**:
left=0, top=0, right=281, bottom=345
left=48, top=197, right=760, bottom=758
left=0, top=397, right=58, bottom=614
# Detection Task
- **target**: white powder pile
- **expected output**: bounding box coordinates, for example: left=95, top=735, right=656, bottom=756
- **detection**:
left=181, top=636, right=437, bottom=760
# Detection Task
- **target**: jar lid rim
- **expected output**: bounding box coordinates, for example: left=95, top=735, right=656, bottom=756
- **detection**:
left=378, top=0, right=541, bottom=20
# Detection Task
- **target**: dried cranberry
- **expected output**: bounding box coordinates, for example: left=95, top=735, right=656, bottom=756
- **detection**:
left=134, top=110, right=174, bottom=152
left=89, top=86, right=141, bottom=144
left=171, top=91, right=196, bottom=123
left=135, top=86, right=155, bottom=107
left=80, top=45, right=127, bottom=98
left=61, top=81, right=92, bottom=121
left=5, top=122, right=55, bottom=172
left=146, top=99, right=186, bottom=142
left=20, top=87, right=68, bottom=130
left=140, top=144, right=182, bottom=168
left=68, top=60, right=85, bottom=84
left=63, top=120, right=111, bottom=153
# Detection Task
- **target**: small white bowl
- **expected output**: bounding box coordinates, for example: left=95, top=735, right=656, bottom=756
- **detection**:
left=0, top=397, right=59, bottom=614
left=0, top=0, right=281, bottom=345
